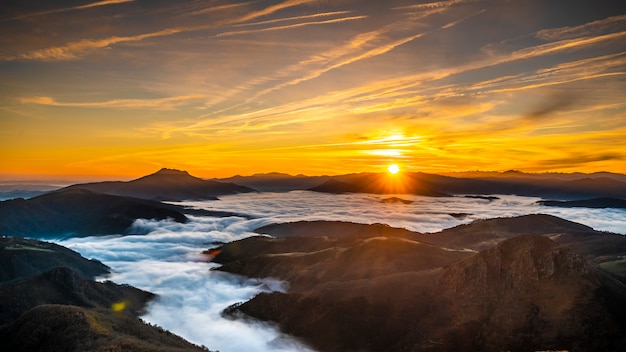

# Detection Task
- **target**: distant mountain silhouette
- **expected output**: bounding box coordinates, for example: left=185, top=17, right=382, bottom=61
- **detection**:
left=216, top=172, right=331, bottom=192
left=61, top=168, right=255, bottom=201
left=538, top=197, right=626, bottom=209
left=0, top=189, right=188, bottom=238
left=310, top=172, right=451, bottom=196
left=215, top=215, right=626, bottom=351
left=0, top=237, right=211, bottom=352
left=304, top=171, right=626, bottom=198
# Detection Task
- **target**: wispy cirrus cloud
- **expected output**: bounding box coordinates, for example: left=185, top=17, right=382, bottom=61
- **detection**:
left=20, top=95, right=206, bottom=109
left=2, top=0, right=134, bottom=21
left=1, top=26, right=197, bottom=61
left=213, top=15, right=367, bottom=38
left=231, top=10, right=353, bottom=27
left=2, top=0, right=318, bottom=62
left=393, top=0, right=474, bottom=11
left=536, top=14, right=626, bottom=41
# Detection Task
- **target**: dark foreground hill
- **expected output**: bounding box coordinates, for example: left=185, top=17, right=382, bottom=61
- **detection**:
left=0, top=237, right=210, bottom=352
left=61, top=168, right=255, bottom=201
left=0, top=237, right=109, bottom=282
left=0, top=189, right=188, bottom=238
left=213, top=215, right=626, bottom=351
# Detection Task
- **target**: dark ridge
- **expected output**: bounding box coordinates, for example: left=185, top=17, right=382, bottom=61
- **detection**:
left=215, top=173, right=332, bottom=192
left=0, top=237, right=109, bottom=283
left=380, top=196, right=414, bottom=204
left=0, top=267, right=154, bottom=324
left=309, top=172, right=450, bottom=196
left=306, top=171, right=626, bottom=198
left=59, top=168, right=256, bottom=201
left=0, top=304, right=212, bottom=352
left=538, top=197, right=626, bottom=209
left=425, top=214, right=596, bottom=250
left=254, top=220, right=422, bottom=239
left=0, top=189, right=188, bottom=238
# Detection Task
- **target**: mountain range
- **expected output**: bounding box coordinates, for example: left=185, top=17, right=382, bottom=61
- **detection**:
left=61, top=168, right=255, bottom=201
left=213, top=170, right=626, bottom=199
left=213, top=215, right=626, bottom=352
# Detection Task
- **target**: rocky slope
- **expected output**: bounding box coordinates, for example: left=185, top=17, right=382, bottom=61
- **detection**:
left=214, top=215, right=626, bottom=351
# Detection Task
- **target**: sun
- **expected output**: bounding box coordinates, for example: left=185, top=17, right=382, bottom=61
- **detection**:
left=387, top=163, right=400, bottom=174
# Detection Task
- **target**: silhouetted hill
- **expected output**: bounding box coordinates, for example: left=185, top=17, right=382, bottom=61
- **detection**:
left=254, top=220, right=420, bottom=239
left=0, top=189, right=188, bottom=238
left=61, top=168, right=255, bottom=201
left=216, top=172, right=331, bottom=192
left=425, top=214, right=595, bottom=250
left=216, top=216, right=626, bottom=351
left=0, top=237, right=109, bottom=283
left=306, top=171, right=626, bottom=198
left=0, top=267, right=153, bottom=324
left=0, top=304, right=210, bottom=352
left=538, top=197, right=626, bottom=209
left=310, top=172, right=451, bottom=196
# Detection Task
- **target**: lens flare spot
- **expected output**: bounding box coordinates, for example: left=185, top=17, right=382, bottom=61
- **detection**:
left=112, top=301, right=126, bottom=312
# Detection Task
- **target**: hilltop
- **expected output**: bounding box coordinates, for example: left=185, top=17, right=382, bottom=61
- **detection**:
left=0, top=189, right=188, bottom=238
left=60, top=168, right=255, bottom=201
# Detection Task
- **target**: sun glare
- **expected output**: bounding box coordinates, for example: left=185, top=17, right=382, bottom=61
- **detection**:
left=388, top=164, right=400, bottom=174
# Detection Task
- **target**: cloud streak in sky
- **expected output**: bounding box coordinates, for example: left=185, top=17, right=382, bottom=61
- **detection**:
left=20, top=95, right=206, bottom=109
left=213, top=15, right=367, bottom=38
left=2, top=0, right=625, bottom=177
left=2, top=27, right=194, bottom=61
left=2, top=0, right=134, bottom=21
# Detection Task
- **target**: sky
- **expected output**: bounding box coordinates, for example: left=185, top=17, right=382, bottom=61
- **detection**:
left=1, top=0, right=626, bottom=180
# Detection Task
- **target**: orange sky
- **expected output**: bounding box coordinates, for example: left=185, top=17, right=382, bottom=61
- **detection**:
left=1, top=0, right=626, bottom=180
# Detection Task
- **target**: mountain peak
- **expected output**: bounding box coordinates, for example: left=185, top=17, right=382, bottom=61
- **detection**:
left=152, top=168, right=191, bottom=177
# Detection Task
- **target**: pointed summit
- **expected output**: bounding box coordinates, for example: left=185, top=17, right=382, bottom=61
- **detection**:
left=59, top=168, right=255, bottom=201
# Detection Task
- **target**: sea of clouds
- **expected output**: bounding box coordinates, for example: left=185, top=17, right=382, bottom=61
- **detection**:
left=58, top=191, right=626, bottom=352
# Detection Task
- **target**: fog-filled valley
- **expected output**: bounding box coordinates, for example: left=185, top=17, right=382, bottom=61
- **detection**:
left=49, top=191, right=625, bottom=351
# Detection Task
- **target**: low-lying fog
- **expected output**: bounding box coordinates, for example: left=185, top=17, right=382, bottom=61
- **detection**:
left=58, top=192, right=626, bottom=352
